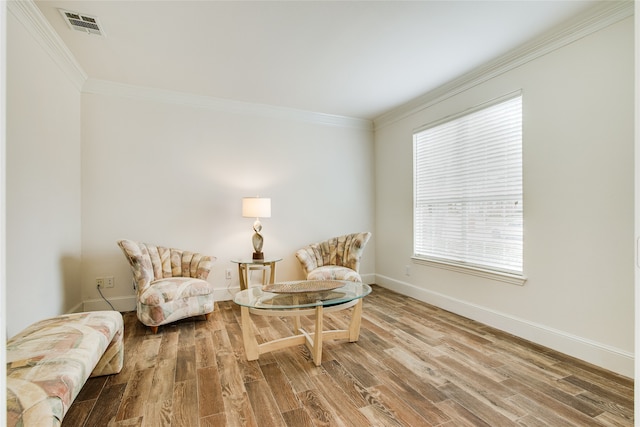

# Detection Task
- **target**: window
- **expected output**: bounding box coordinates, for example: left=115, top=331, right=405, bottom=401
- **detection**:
left=413, top=94, right=523, bottom=280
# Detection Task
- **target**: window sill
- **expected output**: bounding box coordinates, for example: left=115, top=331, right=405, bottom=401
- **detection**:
left=411, top=257, right=527, bottom=286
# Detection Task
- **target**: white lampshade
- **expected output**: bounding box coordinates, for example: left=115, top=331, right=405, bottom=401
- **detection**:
left=242, top=197, right=271, bottom=218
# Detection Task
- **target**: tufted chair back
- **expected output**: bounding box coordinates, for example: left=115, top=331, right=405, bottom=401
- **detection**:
left=117, top=239, right=213, bottom=294
left=295, top=232, right=371, bottom=282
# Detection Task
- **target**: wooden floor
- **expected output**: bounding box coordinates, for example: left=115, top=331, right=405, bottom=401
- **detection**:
left=63, top=285, right=634, bottom=426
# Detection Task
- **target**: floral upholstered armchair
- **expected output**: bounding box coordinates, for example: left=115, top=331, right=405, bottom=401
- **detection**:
left=117, top=239, right=215, bottom=333
left=295, top=232, right=371, bottom=282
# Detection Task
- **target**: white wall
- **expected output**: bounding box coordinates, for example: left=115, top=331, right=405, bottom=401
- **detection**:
left=80, top=90, right=375, bottom=310
left=1, top=4, right=7, bottom=422
left=6, top=10, right=82, bottom=337
left=634, top=1, right=639, bottom=416
left=374, top=17, right=634, bottom=377
left=4, top=0, right=376, bottom=333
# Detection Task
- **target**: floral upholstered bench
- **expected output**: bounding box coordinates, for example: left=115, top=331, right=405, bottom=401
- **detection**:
left=6, top=311, right=124, bottom=426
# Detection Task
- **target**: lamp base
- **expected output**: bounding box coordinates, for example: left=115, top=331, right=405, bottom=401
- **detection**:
left=252, top=251, right=264, bottom=260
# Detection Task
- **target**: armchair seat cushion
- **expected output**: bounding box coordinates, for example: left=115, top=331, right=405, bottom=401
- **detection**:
left=139, top=277, right=213, bottom=306
left=307, top=265, right=362, bottom=282
left=138, top=293, right=214, bottom=327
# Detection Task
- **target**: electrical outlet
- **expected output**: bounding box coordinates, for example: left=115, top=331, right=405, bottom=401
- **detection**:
left=225, top=269, right=232, bottom=280
left=96, top=276, right=115, bottom=288
left=405, top=265, right=411, bottom=276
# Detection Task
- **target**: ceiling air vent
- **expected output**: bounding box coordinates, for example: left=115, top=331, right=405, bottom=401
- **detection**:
left=59, top=9, right=105, bottom=36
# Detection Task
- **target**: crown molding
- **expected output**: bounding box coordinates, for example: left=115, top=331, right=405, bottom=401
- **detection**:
left=7, top=0, right=87, bottom=90
left=8, top=0, right=370, bottom=130
left=374, top=0, right=634, bottom=130
left=12, top=0, right=625, bottom=132
left=82, top=79, right=373, bottom=131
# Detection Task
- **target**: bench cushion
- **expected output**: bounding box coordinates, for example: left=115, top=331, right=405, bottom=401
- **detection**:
left=6, top=311, right=124, bottom=426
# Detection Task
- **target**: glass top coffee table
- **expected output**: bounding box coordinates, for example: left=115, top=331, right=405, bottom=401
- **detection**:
left=234, top=280, right=372, bottom=366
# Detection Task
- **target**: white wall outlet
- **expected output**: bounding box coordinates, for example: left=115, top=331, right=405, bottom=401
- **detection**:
left=97, top=276, right=114, bottom=288
left=225, top=269, right=232, bottom=280
left=405, top=265, right=411, bottom=276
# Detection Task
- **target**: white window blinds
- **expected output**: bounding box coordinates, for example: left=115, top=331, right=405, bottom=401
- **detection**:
left=414, top=94, right=523, bottom=275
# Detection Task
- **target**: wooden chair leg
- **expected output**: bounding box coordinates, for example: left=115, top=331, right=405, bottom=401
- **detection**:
left=150, top=326, right=158, bottom=334
left=205, top=312, right=212, bottom=321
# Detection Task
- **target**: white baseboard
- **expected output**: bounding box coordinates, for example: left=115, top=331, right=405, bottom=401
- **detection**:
left=83, top=289, right=240, bottom=308
left=83, top=295, right=136, bottom=312
left=66, top=301, right=84, bottom=314
left=361, top=273, right=376, bottom=285
left=214, top=286, right=238, bottom=302
left=79, top=274, right=632, bottom=378
left=375, top=274, right=634, bottom=379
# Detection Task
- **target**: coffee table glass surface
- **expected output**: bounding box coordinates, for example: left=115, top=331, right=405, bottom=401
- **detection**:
left=234, top=280, right=372, bottom=365
left=234, top=281, right=372, bottom=309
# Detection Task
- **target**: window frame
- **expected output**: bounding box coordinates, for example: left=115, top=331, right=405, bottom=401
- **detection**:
left=412, top=92, right=526, bottom=285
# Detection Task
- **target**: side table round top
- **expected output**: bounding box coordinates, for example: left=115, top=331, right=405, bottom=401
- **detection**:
left=231, top=258, right=282, bottom=264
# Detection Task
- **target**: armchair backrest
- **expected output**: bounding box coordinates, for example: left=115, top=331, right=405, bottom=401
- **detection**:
left=117, top=239, right=214, bottom=293
left=295, top=232, right=371, bottom=275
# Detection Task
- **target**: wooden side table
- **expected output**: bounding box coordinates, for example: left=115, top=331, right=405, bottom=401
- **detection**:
left=231, top=258, right=282, bottom=291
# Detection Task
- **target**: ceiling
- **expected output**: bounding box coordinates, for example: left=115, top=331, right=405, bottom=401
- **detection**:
left=34, top=1, right=600, bottom=120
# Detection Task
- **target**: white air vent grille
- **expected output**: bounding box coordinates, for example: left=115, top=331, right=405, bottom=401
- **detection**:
left=59, top=9, right=105, bottom=36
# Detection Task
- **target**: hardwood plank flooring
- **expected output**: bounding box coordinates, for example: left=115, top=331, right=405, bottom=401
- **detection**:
left=63, top=285, right=633, bottom=426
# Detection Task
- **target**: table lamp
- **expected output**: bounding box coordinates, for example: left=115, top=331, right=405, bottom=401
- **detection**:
left=242, top=197, right=271, bottom=260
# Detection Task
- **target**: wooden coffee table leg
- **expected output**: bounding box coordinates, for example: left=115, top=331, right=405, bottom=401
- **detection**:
left=292, top=296, right=301, bottom=332
left=348, top=299, right=363, bottom=342
left=241, top=306, right=259, bottom=361
left=312, top=305, right=323, bottom=366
